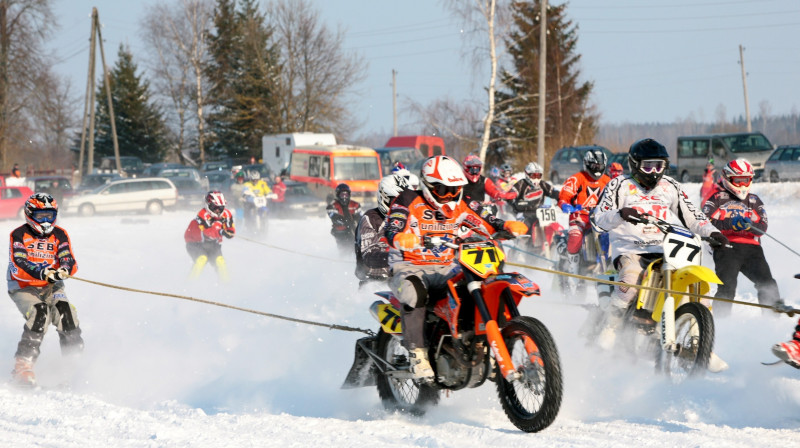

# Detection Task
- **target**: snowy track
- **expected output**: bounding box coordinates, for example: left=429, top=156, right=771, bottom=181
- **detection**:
left=0, top=182, right=798, bottom=446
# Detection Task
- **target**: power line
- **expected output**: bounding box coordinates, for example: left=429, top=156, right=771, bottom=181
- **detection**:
left=582, top=21, right=800, bottom=34
left=578, top=9, right=800, bottom=22
left=571, top=0, right=781, bottom=10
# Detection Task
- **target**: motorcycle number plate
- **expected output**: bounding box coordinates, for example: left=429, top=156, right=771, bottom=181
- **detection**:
left=254, top=196, right=267, bottom=207
left=459, top=241, right=503, bottom=277
left=537, top=206, right=558, bottom=225
left=662, top=231, right=702, bottom=270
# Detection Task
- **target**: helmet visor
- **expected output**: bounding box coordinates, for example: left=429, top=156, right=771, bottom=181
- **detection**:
left=729, top=175, right=752, bottom=187
left=338, top=190, right=350, bottom=202
left=209, top=204, right=225, bottom=215
left=527, top=172, right=543, bottom=180
left=466, top=166, right=481, bottom=175
left=430, top=183, right=461, bottom=202
left=640, top=159, right=666, bottom=174
left=31, top=209, right=57, bottom=224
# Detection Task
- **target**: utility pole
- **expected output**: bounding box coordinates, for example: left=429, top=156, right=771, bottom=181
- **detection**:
left=78, top=8, right=121, bottom=178
left=392, top=69, right=398, bottom=137
left=739, top=44, right=752, bottom=132
left=537, top=0, right=547, bottom=168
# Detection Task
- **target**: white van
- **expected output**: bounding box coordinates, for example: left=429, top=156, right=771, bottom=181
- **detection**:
left=262, top=132, right=336, bottom=175
left=67, top=178, right=178, bottom=216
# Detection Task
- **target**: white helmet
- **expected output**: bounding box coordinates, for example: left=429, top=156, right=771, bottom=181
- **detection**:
left=378, top=174, right=408, bottom=215
left=420, top=156, right=467, bottom=217
left=524, top=162, right=543, bottom=185
left=392, top=167, right=419, bottom=190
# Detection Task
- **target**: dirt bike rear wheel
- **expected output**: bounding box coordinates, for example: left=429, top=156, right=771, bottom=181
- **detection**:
left=659, top=302, right=714, bottom=381
left=496, top=316, right=563, bottom=432
left=375, top=329, right=439, bottom=415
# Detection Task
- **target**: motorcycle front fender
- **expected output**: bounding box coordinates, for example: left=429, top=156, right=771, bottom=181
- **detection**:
left=650, top=265, right=721, bottom=321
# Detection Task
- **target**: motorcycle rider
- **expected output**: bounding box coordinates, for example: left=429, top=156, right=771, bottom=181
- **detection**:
left=8, top=193, right=82, bottom=387
left=497, top=163, right=515, bottom=193
left=354, top=174, right=409, bottom=285
left=702, top=158, right=780, bottom=317
left=184, top=191, right=235, bottom=282
left=558, top=149, right=611, bottom=282
left=509, top=162, right=560, bottom=250
left=386, top=155, right=528, bottom=380
left=462, top=154, right=517, bottom=216
left=591, top=138, right=729, bottom=371
left=242, top=170, right=271, bottom=227
left=327, top=183, right=361, bottom=250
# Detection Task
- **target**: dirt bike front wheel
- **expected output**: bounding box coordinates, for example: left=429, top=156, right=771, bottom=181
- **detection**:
left=660, top=302, right=714, bottom=382
left=496, top=316, right=563, bottom=433
left=375, top=330, right=439, bottom=415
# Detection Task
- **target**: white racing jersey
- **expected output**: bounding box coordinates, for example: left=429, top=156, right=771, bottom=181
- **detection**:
left=592, top=174, right=717, bottom=262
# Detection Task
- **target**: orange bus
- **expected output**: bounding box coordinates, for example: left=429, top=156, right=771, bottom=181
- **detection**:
left=289, top=145, right=382, bottom=207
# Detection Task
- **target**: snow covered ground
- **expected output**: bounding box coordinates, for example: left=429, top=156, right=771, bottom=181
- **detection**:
left=0, top=182, right=798, bottom=447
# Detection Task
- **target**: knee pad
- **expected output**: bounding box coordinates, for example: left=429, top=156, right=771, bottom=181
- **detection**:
left=54, top=300, right=79, bottom=332
left=25, top=302, right=49, bottom=333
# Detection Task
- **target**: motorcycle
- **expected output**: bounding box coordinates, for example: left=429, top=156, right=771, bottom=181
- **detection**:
left=342, top=227, right=563, bottom=433
left=591, top=215, right=722, bottom=382
left=508, top=203, right=564, bottom=267
left=243, top=192, right=274, bottom=235
left=552, top=226, right=604, bottom=298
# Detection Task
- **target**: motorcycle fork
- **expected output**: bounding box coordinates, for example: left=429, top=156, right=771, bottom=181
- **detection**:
left=660, top=267, right=677, bottom=351
left=502, top=287, right=543, bottom=367
left=465, top=270, right=518, bottom=381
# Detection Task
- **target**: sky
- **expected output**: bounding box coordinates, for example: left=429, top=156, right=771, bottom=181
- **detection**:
left=0, top=181, right=798, bottom=445
left=48, top=0, right=800, bottom=139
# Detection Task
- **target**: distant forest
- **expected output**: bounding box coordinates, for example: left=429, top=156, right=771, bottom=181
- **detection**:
left=596, top=112, right=800, bottom=156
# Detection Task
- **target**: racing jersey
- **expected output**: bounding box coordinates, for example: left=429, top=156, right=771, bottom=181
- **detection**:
left=510, top=179, right=559, bottom=214
left=184, top=208, right=235, bottom=244
left=243, top=180, right=271, bottom=197
left=355, top=208, right=390, bottom=279
left=702, top=183, right=767, bottom=246
left=327, top=200, right=362, bottom=232
left=462, top=175, right=514, bottom=213
left=558, top=171, right=611, bottom=214
left=7, top=224, right=77, bottom=290
left=385, top=189, right=504, bottom=266
left=592, top=174, right=717, bottom=261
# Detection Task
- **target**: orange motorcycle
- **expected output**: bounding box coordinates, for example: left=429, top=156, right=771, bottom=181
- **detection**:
left=343, top=228, right=563, bottom=433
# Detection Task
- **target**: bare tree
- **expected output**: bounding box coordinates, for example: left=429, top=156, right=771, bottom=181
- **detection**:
left=28, top=69, right=77, bottom=169
left=441, top=0, right=512, bottom=163
left=0, top=0, right=56, bottom=170
left=270, top=0, right=366, bottom=136
left=141, top=0, right=213, bottom=164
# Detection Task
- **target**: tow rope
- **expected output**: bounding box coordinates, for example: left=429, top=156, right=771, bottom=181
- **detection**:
left=237, top=235, right=352, bottom=263
left=71, top=276, right=374, bottom=335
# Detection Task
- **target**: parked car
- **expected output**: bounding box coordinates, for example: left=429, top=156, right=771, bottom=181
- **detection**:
left=548, top=145, right=612, bottom=184
left=764, top=145, right=800, bottom=182
left=25, top=175, right=75, bottom=205
left=156, top=167, right=210, bottom=190
left=204, top=170, right=233, bottom=193
left=273, top=180, right=327, bottom=219
left=76, top=173, right=122, bottom=192
left=99, top=156, right=145, bottom=177
left=0, top=186, right=34, bottom=219
left=201, top=160, right=231, bottom=172
left=170, top=178, right=206, bottom=209
left=66, top=178, right=178, bottom=216
left=142, top=163, right=184, bottom=177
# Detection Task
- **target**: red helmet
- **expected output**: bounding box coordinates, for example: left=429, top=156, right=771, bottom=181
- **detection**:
left=205, top=190, right=226, bottom=217
left=462, top=154, right=483, bottom=183
left=721, top=158, right=754, bottom=200
left=609, top=162, right=623, bottom=178
left=25, top=193, right=58, bottom=235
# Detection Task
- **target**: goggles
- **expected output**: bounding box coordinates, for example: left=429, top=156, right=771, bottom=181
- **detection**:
left=729, top=175, right=752, bottom=187
left=587, top=163, right=605, bottom=174
left=639, top=159, right=666, bottom=174
left=466, top=166, right=482, bottom=175
left=31, top=209, right=57, bottom=224
left=527, top=172, right=543, bottom=180
left=430, top=183, right=461, bottom=201
left=338, top=191, right=350, bottom=201
left=209, top=204, right=225, bottom=215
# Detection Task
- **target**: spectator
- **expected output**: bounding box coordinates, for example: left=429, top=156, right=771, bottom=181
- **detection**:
left=6, top=165, right=25, bottom=187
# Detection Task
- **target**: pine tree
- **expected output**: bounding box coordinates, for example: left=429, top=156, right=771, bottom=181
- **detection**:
left=493, top=1, right=597, bottom=171
left=205, top=0, right=281, bottom=160
left=94, top=44, right=168, bottom=164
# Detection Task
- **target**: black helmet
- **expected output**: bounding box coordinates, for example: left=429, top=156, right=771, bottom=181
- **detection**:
left=335, top=183, right=351, bottom=206
left=628, top=138, right=669, bottom=189
left=583, top=149, right=607, bottom=180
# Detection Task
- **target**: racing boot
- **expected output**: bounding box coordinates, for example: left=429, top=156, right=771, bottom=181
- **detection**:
left=214, top=256, right=230, bottom=283
left=409, top=348, right=434, bottom=381
left=772, top=339, right=800, bottom=369
left=11, top=357, right=36, bottom=387
left=189, top=255, right=208, bottom=279
left=596, top=307, right=624, bottom=351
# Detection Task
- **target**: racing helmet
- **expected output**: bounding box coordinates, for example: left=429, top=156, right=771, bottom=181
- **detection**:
left=721, top=158, right=754, bottom=200
left=24, top=193, right=58, bottom=236
left=391, top=165, right=419, bottom=190
left=500, top=163, right=512, bottom=179
left=335, top=183, right=351, bottom=206
left=420, top=155, right=467, bottom=217
left=609, top=162, right=623, bottom=179
left=583, top=149, right=608, bottom=180
left=248, top=170, right=261, bottom=181
left=628, top=138, right=669, bottom=190
left=378, top=174, right=409, bottom=215
left=524, top=162, right=543, bottom=185
left=463, top=154, right=483, bottom=183
left=205, top=190, right=226, bottom=217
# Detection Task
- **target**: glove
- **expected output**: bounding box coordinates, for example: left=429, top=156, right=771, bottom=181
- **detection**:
left=504, top=190, right=518, bottom=200
left=731, top=215, right=752, bottom=231
left=619, top=207, right=643, bottom=223
left=708, top=231, right=729, bottom=247
left=43, top=268, right=58, bottom=283
left=504, top=221, right=529, bottom=236
left=394, top=233, right=418, bottom=251
left=560, top=203, right=574, bottom=214
left=54, top=267, right=70, bottom=281
left=221, top=228, right=234, bottom=239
